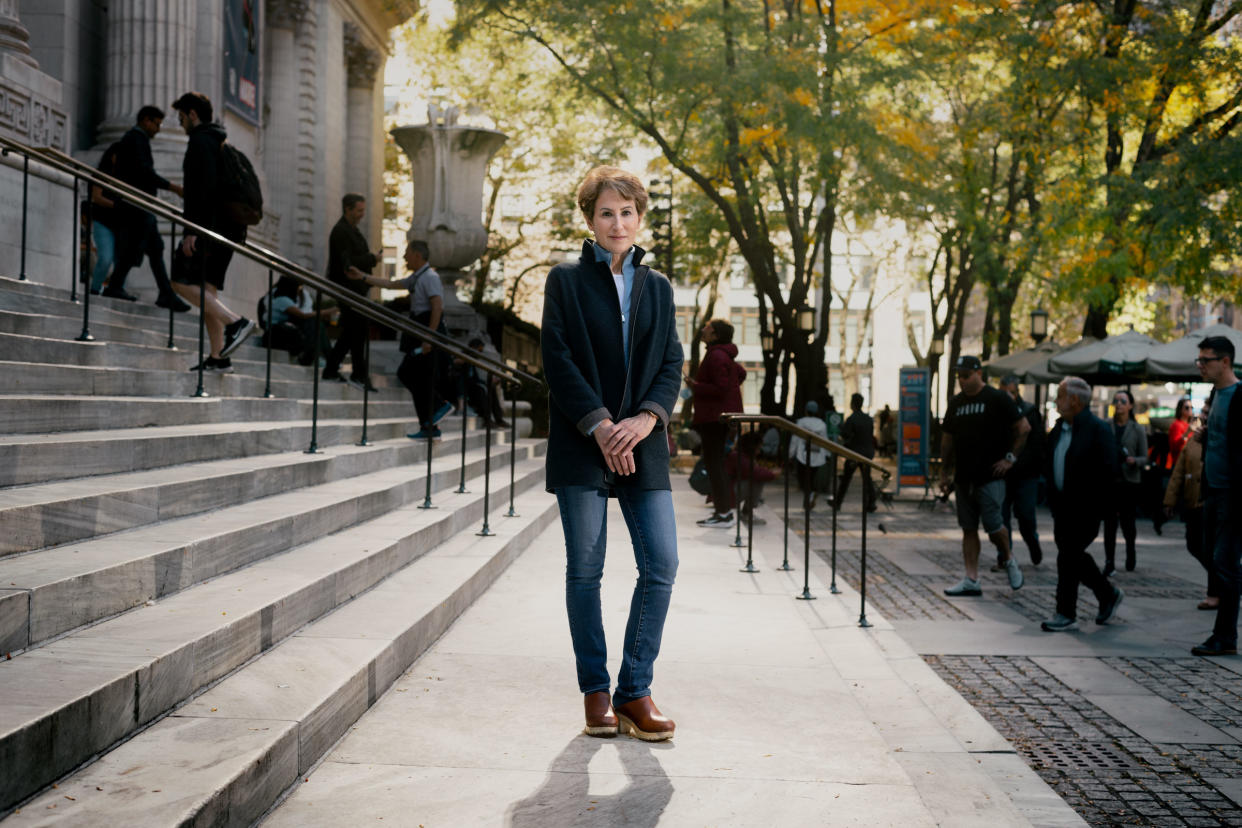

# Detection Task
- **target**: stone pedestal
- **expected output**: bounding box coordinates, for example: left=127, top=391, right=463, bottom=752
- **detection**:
left=0, top=0, right=68, bottom=149
left=391, top=106, right=507, bottom=341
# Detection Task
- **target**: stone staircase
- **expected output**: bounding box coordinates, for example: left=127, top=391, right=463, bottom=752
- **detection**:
left=0, top=275, right=556, bottom=825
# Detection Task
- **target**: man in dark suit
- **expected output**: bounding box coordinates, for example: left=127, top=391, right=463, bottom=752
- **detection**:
left=1041, top=376, right=1124, bottom=632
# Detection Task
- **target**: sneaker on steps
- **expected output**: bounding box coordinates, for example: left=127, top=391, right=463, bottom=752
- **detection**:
left=220, top=317, right=256, bottom=357
left=697, top=512, right=735, bottom=528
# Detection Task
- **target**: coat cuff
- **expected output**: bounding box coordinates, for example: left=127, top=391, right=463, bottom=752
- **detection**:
left=639, top=402, right=669, bottom=432
left=577, top=407, right=611, bottom=437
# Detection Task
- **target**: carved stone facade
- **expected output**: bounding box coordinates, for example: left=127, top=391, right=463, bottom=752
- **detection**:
left=2, top=0, right=407, bottom=306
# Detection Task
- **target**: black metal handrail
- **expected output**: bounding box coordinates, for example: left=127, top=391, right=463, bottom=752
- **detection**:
left=2, top=133, right=539, bottom=537
left=722, top=413, right=889, bottom=627
left=12, top=139, right=538, bottom=389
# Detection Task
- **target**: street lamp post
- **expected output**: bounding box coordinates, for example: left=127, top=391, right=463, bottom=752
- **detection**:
left=929, top=334, right=944, bottom=424
left=1030, top=308, right=1048, bottom=345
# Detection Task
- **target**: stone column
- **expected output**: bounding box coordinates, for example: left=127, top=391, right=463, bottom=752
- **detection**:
left=96, top=0, right=195, bottom=144
left=0, top=0, right=36, bottom=68
left=343, top=21, right=380, bottom=239
left=264, top=0, right=311, bottom=261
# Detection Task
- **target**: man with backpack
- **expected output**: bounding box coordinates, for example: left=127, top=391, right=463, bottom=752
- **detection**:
left=169, top=91, right=257, bottom=371
left=104, top=105, right=191, bottom=312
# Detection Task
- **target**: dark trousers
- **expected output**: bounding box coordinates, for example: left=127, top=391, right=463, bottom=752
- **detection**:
left=325, top=308, right=369, bottom=380
left=1207, top=489, right=1242, bottom=645
left=1053, top=516, right=1113, bottom=620
left=397, top=348, right=451, bottom=428
left=1104, top=480, right=1140, bottom=566
left=835, top=459, right=876, bottom=510
left=695, top=421, right=731, bottom=514
left=101, top=211, right=144, bottom=292
left=1003, top=475, right=1043, bottom=560
left=1184, top=507, right=1220, bottom=598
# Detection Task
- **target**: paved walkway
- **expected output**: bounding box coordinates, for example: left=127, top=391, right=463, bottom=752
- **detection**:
left=263, top=485, right=1082, bottom=827
left=808, top=478, right=1242, bottom=827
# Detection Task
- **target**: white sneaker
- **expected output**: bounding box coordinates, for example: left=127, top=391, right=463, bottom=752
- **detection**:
left=944, top=578, right=982, bottom=597
left=1005, top=557, right=1024, bottom=590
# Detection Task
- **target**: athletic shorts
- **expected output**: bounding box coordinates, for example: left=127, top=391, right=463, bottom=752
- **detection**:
left=956, top=479, right=1006, bottom=535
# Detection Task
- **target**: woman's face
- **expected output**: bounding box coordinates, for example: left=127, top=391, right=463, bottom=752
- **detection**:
left=585, top=187, right=642, bottom=258
left=1113, top=393, right=1132, bottom=418
left=1178, top=401, right=1193, bottom=420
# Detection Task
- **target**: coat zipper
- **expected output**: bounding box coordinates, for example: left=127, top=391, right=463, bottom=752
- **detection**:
left=618, top=265, right=649, bottom=418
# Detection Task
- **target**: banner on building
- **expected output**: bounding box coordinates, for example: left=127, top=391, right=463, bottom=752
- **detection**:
left=897, top=366, right=930, bottom=491
left=223, top=0, right=261, bottom=124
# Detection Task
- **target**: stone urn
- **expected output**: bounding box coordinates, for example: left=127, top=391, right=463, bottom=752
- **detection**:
left=390, top=105, right=507, bottom=336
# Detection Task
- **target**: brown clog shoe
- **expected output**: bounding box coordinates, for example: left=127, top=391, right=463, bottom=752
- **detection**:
left=615, top=696, right=675, bottom=742
left=583, top=691, right=618, bottom=737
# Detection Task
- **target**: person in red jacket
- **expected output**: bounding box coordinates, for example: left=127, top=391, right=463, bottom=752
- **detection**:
left=685, top=319, right=746, bottom=527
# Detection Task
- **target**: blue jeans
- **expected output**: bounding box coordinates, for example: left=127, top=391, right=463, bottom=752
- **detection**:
left=91, top=222, right=115, bottom=291
left=1206, top=488, right=1242, bottom=646
left=555, top=486, right=678, bottom=706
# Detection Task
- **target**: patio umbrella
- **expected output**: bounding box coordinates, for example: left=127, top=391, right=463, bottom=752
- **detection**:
left=983, top=339, right=1064, bottom=381
left=1047, top=329, right=1158, bottom=384
left=1145, top=322, right=1242, bottom=382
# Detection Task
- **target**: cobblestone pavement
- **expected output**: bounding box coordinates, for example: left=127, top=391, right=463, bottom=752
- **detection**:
left=926, top=655, right=1242, bottom=827
left=791, top=486, right=1242, bottom=828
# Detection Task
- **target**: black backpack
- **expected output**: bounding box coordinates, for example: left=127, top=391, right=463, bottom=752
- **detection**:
left=218, top=141, right=263, bottom=226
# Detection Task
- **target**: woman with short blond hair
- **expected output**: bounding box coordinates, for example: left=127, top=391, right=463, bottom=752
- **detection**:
left=541, top=165, right=683, bottom=741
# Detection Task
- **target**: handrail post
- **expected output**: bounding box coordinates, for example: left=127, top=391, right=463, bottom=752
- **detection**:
left=75, top=193, right=95, bottom=342
left=358, top=330, right=371, bottom=445
left=730, top=425, right=744, bottom=548
left=262, top=269, right=273, bottom=398
left=830, top=455, right=841, bottom=594
left=477, top=394, right=494, bottom=536
left=456, top=382, right=469, bottom=493
left=778, top=428, right=793, bottom=571
left=505, top=381, right=519, bottom=517
left=740, top=423, right=758, bottom=573
left=858, top=466, right=872, bottom=627
left=797, top=432, right=816, bottom=600
left=70, top=176, right=79, bottom=301
left=418, top=349, right=438, bottom=510
left=166, top=222, right=177, bottom=349
left=191, top=245, right=208, bottom=396
left=19, top=154, right=29, bottom=280
left=305, top=289, right=322, bottom=452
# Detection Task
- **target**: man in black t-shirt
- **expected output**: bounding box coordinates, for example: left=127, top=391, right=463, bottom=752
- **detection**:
left=940, top=356, right=1031, bottom=596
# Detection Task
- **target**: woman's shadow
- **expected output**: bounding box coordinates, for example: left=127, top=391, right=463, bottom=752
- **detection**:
left=506, top=735, right=675, bottom=828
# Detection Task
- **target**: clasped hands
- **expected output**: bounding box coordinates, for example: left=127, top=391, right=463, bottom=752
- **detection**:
left=593, top=412, right=657, bottom=476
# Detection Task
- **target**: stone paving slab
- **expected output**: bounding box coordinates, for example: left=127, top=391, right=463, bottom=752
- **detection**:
left=266, top=488, right=1077, bottom=826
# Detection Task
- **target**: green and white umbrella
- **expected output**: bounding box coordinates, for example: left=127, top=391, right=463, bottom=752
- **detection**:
left=1145, top=323, right=1242, bottom=382
left=1046, top=329, right=1158, bottom=384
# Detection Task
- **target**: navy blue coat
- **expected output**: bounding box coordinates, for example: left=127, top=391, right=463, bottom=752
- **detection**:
left=1044, top=411, right=1118, bottom=547
left=541, top=241, right=684, bottom=492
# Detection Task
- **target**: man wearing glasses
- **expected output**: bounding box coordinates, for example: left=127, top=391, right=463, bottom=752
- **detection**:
left=939, top=356, right=1030, bottom=596
left=1191, top=336, right=1242, bottom=656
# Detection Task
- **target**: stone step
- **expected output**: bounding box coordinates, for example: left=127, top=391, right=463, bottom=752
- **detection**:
left=0, top=417, right=424, bottom=487
left=0, top=437, right=545, bottom=651
left=0, top=358, right=405, bottom=401
left=0, top=465, right=555, bottom=817
left=0, top=309, right=381, bottom=385
left=0, top=394, right=417, bottom=434
left=0, top=427, right=504, bottom=556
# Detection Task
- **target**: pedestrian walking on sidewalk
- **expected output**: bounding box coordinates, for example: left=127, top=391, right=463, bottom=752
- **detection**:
left=1164, top=402, right=1217, bottom=611
left=685, top=318, right=745, bottom=528
left=1040, top=378, right=1124, bottom=632
left=789, top=401, right=829, bottom=510
left=998, top=375, right=1046, bottom=567
left=834, top=392, right=877, bottom=512
left=939, top=356, right=1030, bottom=596
left=1191, top=336, right=1242, bottom=657
left=541, top=166, right=683, bottom=741
left=1103, top=388, right=1147, bottom=575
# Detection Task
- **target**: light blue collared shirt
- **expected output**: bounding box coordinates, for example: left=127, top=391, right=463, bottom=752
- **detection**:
left=586, top=243, right=637, bottom=436
left=1053, top=417, right=1073, bottom=491
left=594, top=242, right=636, bottom=362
